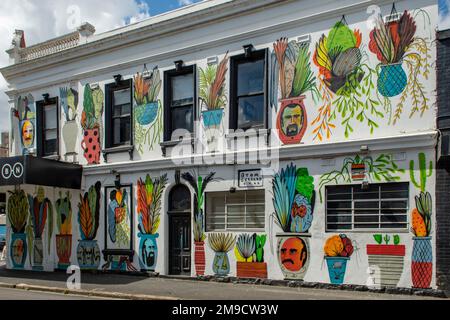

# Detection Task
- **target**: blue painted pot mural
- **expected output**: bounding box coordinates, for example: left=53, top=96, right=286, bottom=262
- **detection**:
left=411, top=236, right=433, bottom=289
left=325, top=256, right=350, bottom=285
left=213, top=252, right=230, bottom=276
left=139, top=233, right=159, bottom=271
left=10, top=233, right=27, bottom=269
left=136, top=102, right=159, bottom=126
left=377, top=62, right=407, bottom=97
left=202, top=109, right=223, bottom=128
left=76, top=240, right=100, bottom=270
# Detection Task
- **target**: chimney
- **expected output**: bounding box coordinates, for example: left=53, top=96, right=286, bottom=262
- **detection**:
left=77, top=22, right=96, bottom=44
left=6, top=30, right=26, bottom=64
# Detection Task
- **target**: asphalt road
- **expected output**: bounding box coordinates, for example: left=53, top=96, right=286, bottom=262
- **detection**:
left=0, top=287, right=116, bottom=300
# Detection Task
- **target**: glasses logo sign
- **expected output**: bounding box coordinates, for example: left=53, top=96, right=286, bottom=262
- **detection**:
left=1, top=162, right=24, bottom=180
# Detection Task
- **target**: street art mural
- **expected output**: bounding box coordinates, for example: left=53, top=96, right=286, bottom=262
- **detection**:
left=318, top=154, right=405, bottom=202
left=77, top=181, right=101, bottom=270
left=7, top=188, right=29, bottom=269
left=199, top=54, right=229, bottom=152
left=55, top=191, right=73, bottom=270
left=208, top=233, right=236, bottom=276
left=60, top=87, right=79, bottom=161
left=235, top=233, right=268, bottom=279
left=137, top=174, right=168, bottom=271
left=410, top=153, right=433, bottom=288
left=81, top=84, right=104, bottom=164
left=134, top=67, right=163, bottom=154
left=181, top=171, right=217, bottom=276
left=271, top=38, right=319, bottom=144
left=271, top=163, right=315, bottom=279
left=366, top=234, right=405, bottom=287
left=102, top=185, right=134, bottom=271
left=26, top=187, right=53, bottom=271
left=13, top=94, right=36, bottom=155
left=312, top=17, right=383, bottom=140
left=324, top=234, right=354, bottom=284
left=369, top=8, right=432, bottom=124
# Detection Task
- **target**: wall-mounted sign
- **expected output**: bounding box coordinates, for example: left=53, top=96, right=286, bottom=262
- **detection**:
left=0, top=157, right=24, bottom=185
left=238, top=169, right=263, bottom=188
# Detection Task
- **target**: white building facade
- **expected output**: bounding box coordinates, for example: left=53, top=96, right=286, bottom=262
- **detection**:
left=0, top=0, right=440, bottom=290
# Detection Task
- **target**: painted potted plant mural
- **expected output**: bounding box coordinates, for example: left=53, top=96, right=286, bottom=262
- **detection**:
left=27, top=187, right=53, bottom=271
left=55, top=191, right=73, bottom=270
left=366, top=234, right=405, bottom=287
left=182, top=171, right=216, bottom=276
left=312, top=18, right=383, bottom=140
left=410, top=153, right=433, bottom=289
left=137, top=174, right=168, bottom=271
left=7, top=189, right=29, bottom=269
left=318, top=154, right=405, bottom=203
left=271, top=38, right=319, bottom=144
left=368, top=9, right=431, bottom=124
left=81, top=84, right=104, bottom=164
left=271, top=163, right=315, bottom=280
left=77, top=181, right=101, bottom=270
left=14, top=94, right=36, bottom=155
left=60, top=87, right=79, bottom=156
left=235, top=233, right=268, bottom=279
left=324, top=234, right=354, bottom=285
left=134, top=67, right=163, bottom=153
left=199, top=54, right=228, bottom=128
left=208, top=233, right=235, bottom=276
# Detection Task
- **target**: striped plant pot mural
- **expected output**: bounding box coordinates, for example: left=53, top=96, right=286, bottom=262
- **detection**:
left=366, top=244, right=405, bottom=287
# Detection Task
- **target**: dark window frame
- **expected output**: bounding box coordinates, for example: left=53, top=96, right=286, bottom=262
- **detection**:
left=163, top=65, right=197, bottom=142
left=325, top=182, right=410, bottom=232
left=229, top=48, right=269, bottom=131
left=36, top=97, right=59, bottom=157
left=104, top=79, right=133, bottom=149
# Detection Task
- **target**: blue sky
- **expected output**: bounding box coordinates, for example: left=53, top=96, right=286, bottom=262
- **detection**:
left=145, top=0, right=202, bottom=16
left=440, top=0, right=450, bottom=30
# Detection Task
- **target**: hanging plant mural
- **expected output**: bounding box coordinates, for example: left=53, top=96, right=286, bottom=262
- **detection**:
left=182, top=171, right=217, bottom=276
left=60, top=87, right=79, bottom=157
left=81, top=84, right=104, bottom=164
left=13, top=94, right=36, bottom=155
left=271, top=38, right=319, bottom=144
left=27, top=186, right=53, bottom=270
left=199, top=54, right=229, bottom=151
left=134, top=66, right=163, bottom=154
left=55, top=191, right=73, bottom=270
left=137, top=174, right=168, bottom=271
left=312, top=18, right=383, bottom=140
left=369, top=9, right=431, bottom=124
left=318, top=154, right=405, bottom=202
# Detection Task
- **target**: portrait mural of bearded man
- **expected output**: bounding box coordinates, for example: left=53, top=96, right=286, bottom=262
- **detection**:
left=280, top=237, right=308, bottom=272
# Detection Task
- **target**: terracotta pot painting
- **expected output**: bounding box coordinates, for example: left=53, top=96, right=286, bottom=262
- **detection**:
left=55, top=191, right=73, bottom=270
left=235, top=233, right=268, bottom=279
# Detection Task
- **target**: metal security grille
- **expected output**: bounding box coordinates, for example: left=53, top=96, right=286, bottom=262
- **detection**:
left=325, top=182, right=409, bottom=231
left=205, top=190, right=265, bottom=231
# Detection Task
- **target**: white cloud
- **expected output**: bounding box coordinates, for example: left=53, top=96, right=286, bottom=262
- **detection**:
left=0, top=0, right=151, bottom=134
left=178, top=0, right=195, bottom=6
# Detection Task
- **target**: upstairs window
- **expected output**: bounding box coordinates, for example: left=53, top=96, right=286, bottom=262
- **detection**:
left=37, top=97, right=59, bottom=157
left=105, top=79, right=132, bottom=148
left=325, top=182, right=409, bottom=231
left=164, top=65, right=196, bottom=141
left=229, top=49, right=268, bottom=130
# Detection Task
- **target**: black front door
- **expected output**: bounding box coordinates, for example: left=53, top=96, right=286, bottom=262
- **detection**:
left=169, top=214, right=191, bottom=275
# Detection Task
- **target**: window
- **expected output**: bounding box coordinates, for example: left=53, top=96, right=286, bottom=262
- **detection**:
left=325, top=182, right=409, bottom=231
left=37, top=97, right=59, bottom=157
left=105, top=79, right=132, bottom=148
left=205, top=190, right=265, bottom=231
left=164, top=66, right=196, bottom=142
left=229, top=49, right=268, bottom=130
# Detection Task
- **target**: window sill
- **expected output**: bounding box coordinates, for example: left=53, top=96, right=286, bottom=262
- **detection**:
left=225, top=128, right=269, bottom=139
left=160, top=136, right=197, bottom=157
left=102, top=145, right=134, bottom=162
left=42, top=154, right=60, bottom=161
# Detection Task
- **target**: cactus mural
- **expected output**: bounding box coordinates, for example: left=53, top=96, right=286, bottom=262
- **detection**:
left=235, top=233, right=268, bottom=279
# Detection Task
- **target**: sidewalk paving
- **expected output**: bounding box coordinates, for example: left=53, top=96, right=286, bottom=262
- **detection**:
left=0, top=266, right=446, bottom=300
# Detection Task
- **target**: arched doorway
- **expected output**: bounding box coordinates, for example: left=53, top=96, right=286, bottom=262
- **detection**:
left=168, top=184, right=191, bottom=275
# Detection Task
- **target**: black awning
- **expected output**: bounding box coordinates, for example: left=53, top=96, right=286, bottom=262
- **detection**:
left=0, top=155, right=82, bottom=189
